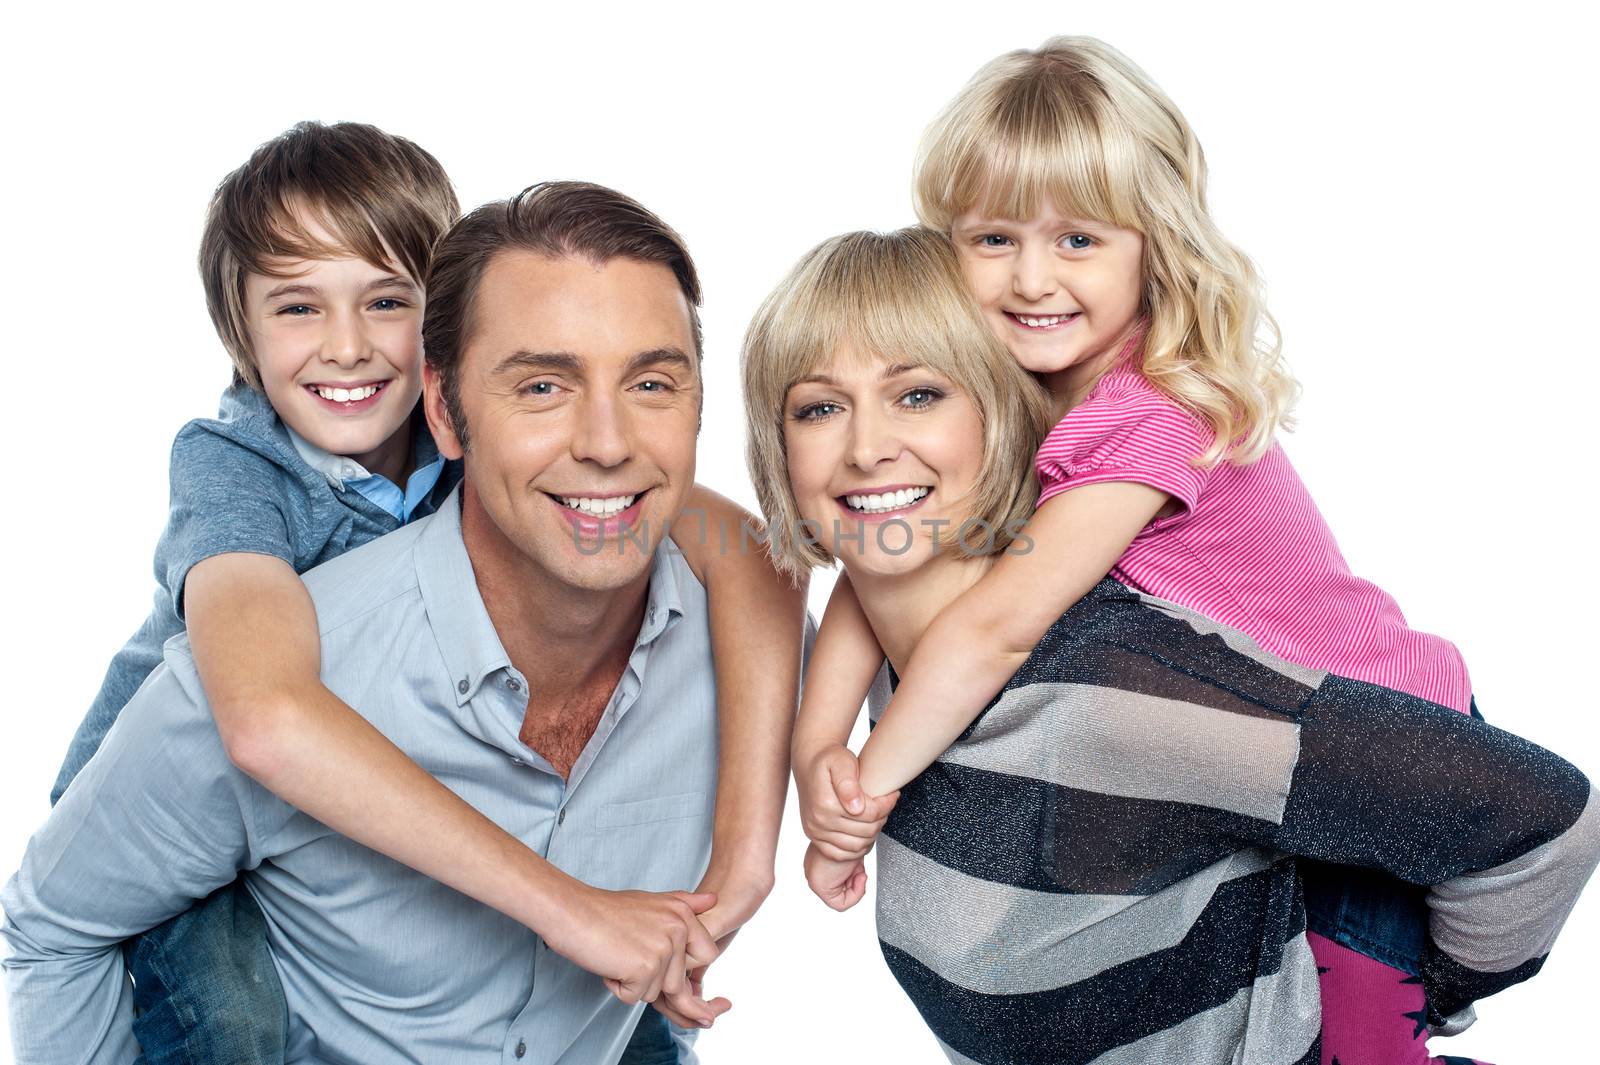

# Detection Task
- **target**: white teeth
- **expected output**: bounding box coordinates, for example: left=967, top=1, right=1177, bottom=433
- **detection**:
left=314, top=384, right=381, bottom=402
left=844, top=487, right=930, bottom=514
left=1016, top=314, right=1075, bottom=328
left=557, top=493, right=638, bottom=517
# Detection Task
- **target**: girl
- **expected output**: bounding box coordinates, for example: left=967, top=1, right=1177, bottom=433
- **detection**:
left=793, top=37, right=1495, bottom=1065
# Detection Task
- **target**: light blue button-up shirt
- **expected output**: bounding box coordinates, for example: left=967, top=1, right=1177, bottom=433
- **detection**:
left=3, top=488, right=718, bottom=1064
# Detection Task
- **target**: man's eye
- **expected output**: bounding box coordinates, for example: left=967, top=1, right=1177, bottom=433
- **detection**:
left=523, top=381, right=559, bottom=396
left=1063, top=234, right=1094, bottom=250
left=635, top=379, right=674, bottom=393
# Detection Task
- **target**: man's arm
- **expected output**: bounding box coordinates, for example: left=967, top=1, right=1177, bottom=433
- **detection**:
left=3, top=656, right=259, bottom=1064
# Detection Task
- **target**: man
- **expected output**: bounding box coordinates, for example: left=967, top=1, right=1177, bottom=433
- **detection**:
left=3, top=182, right=783, bottom=1064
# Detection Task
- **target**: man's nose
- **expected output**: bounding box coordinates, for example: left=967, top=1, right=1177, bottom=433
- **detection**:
left=321, top=310, right=369, bottom=370
left=1011, top=245, right=1058, bottom=303
left=572, top=389, right=632, bottom=468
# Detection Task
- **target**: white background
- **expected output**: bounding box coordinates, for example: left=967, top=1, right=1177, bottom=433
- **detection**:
left=3, top=2, right=1597, bottom=1061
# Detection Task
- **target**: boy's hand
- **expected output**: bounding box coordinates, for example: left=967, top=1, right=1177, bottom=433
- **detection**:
left=796, top=743, right=898, bottom=861
left=544, top=884, right=720, bottom=1012
left=804, top=842, right=869, bottom=911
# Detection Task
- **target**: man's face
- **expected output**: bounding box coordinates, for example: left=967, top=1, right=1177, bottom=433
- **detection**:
left=426, top=251, right=700, bottom=592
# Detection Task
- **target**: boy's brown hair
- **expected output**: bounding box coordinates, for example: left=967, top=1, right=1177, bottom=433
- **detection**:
left=199, top=121, right=459, bottom=389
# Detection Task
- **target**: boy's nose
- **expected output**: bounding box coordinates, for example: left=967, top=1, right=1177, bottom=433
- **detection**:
left=323, top=313, right=369, bottom=368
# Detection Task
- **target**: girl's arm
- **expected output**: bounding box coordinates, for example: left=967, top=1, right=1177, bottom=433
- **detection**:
left=856, top=481, right=1171, bottom=797
left=793, top=575, right=898, bottom=861
left=184, top=552, right=725, bottom=1024
left=668, top=484, right=808, bottom=941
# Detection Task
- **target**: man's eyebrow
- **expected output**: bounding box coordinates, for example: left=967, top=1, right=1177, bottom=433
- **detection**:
left=624, top=348, right=695, bottom=375
left=493, top=350, right=583, bottom=375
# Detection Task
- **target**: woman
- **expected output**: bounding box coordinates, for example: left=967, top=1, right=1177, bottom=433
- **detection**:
left=741, top=227, right=1600, bottom=1064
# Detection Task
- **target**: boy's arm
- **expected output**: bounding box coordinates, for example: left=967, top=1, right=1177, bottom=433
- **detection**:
left=184, top=553, right=724, bottom=1023
left=856, top=481, right=1170, bottom=796
left=793, top=575, right=898, bottom=861
left=668, top=484, right=807, bottom=941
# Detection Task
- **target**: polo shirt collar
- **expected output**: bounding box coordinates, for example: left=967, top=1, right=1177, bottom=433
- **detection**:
left=414, top=487, right=687, bottom=709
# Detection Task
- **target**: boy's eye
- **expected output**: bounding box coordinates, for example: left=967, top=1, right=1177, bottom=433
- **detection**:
left=277, top=304, right=314, bottom=317
left=1063, top=234, right=1094, bottom=250
left=370, top=297, right=408, bottom=312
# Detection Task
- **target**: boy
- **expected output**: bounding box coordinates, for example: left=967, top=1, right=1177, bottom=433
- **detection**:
left=49, top=122, right=801, bottom=1062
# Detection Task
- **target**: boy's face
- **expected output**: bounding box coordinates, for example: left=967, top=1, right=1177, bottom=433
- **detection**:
left=244, top=237, right=423, bottom=484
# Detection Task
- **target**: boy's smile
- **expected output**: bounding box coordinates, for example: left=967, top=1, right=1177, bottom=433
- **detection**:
left=244, top=235, right=424, bottom=486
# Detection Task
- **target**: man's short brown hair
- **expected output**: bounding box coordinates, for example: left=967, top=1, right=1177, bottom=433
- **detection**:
left=422, top=181, right=703, bottom=447
left=199, top=121, right=459, bottom=389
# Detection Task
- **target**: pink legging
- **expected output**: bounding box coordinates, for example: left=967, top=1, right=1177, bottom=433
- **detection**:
left=1309, top=931, right=1490, bottom=1065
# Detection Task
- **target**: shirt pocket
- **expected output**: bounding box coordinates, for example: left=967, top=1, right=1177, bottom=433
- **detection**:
left=598, top=790, right=706, bottom=828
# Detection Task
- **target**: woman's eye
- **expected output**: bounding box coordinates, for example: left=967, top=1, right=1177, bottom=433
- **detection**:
left=900, top=388, right=944, bottom=409
left=1063, top=233, right=1094, bottom=250
left=793, top=401, right=841, bottom=421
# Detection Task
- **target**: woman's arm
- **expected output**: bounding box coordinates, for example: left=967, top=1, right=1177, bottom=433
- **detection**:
left=185, top=552, right=724, bottom=1023
left=669, top=484, right=808, bottom=941
left=856, top=480, right=1170, bottom=796
left=792, top=576, right=898, bottom=861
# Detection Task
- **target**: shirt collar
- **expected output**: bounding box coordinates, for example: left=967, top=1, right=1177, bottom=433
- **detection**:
left=285, top=425, right=369, bottom=489
left=414, top=486, right=687, bottom=708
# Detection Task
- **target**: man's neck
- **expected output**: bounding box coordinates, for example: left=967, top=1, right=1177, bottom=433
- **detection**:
left=459, top=481, right=650, bottom=702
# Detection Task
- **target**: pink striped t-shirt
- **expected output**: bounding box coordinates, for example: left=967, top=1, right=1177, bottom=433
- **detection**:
left=1034, top=362, right=1472, bottom=713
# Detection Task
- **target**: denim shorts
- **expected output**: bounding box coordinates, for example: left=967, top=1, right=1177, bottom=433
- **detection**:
left=124, top=879, right=287, bottom=1065
left=1302, top=696, right=1484, bottom=974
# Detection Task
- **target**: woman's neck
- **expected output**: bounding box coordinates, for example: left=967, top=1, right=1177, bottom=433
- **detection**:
left=848, top=552, right=994, bottom=675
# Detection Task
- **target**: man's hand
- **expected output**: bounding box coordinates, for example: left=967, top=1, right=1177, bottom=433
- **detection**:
left=804, top=842, right=869, bottom=911
left=796, top=743, right=898, bottom=861
left=541, top=885, right=721, bottom=1014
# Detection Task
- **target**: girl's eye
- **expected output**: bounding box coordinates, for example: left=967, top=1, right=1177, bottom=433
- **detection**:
left=978, top=234, right=1012, bottom=248
left=793, top=401, right=842, bottom=421
left=900, top=387, right=944, bottom=409
left=1063, top=234, right=1094, bottom=250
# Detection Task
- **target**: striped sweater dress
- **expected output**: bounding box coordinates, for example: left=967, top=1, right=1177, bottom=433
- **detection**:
left=874, top=580, right=1600, bottom=1064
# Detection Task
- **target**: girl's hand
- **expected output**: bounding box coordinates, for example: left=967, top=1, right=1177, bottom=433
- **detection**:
left=795, top=742, right=898, bottom=861
left=803, top=842, right=869, bottom=912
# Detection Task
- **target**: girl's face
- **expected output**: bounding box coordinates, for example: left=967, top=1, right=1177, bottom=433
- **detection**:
left=951, top=203, right=1145, bottom=402
left=783, top=347, right=984, bottom=579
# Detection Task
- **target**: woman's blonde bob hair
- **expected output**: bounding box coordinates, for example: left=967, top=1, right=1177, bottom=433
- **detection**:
left=743, top=226, right=1052, bottom=580
left=915, top=36, right=1298, bottom=464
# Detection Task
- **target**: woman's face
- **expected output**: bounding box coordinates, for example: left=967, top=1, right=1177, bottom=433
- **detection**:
left=782, top=346, right=985, bottom=579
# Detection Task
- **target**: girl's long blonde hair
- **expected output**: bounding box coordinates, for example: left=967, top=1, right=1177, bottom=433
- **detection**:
left=915, top=36, right=1297, bottom=464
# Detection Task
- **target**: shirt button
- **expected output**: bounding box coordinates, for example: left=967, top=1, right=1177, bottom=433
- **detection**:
left=557, top=808, right=567, bottom=825
left=515, top=1038, right=526, bottom=1058
left=457, top=679, right=469, bottom=694
left=506, top=677, right=521, bottom=692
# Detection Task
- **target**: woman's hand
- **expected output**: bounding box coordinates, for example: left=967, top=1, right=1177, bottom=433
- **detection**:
left=804, top=842, right=869, bottom=911
left=795, top=742, right=898, bottom=861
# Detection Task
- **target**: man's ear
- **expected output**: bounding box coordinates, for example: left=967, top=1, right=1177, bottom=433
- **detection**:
left=423, top=363, right=466, bottom=460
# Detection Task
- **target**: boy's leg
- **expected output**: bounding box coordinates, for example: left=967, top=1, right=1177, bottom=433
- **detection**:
left=618, top=1005, right=680, bottom=1065
left=124, top=879, right=288, bottom=1065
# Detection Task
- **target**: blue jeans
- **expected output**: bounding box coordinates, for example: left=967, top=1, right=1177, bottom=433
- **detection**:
left=124, top=879, right=287, bottom=1065
left=618, top=1004, right=680, bottom=1065
left=1302, top=696, right=1484, bottom=974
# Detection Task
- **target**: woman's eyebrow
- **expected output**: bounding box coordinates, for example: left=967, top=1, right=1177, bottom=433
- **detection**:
left=881, top=363, right=926, bottom=379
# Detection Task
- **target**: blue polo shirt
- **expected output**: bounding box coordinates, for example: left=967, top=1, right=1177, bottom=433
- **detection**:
left=51, top=384, right=460, bottom=803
